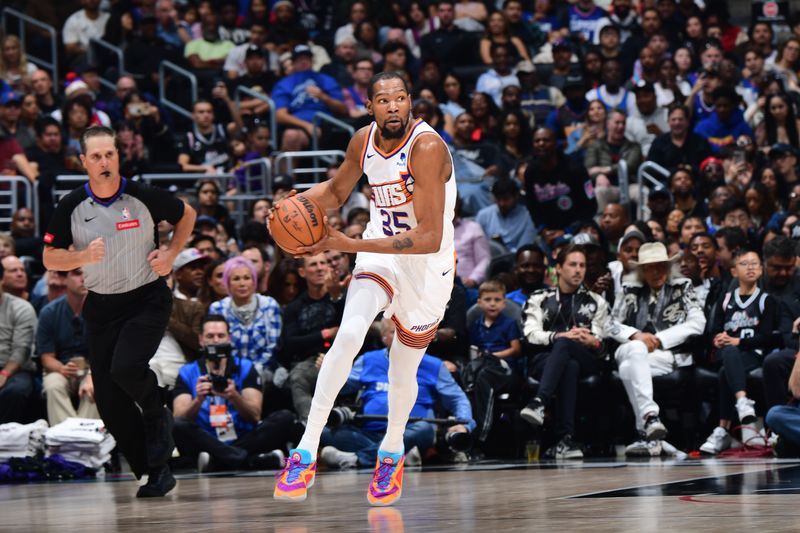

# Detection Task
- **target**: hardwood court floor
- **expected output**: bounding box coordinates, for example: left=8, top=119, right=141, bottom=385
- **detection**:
left=3, top=459, right=800, bottom=532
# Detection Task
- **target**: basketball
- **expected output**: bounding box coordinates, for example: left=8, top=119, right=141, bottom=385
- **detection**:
left=269, top=194, right=326, bottom=254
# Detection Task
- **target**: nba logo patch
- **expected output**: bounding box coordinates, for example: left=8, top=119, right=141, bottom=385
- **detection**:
left=397, top=153, right=407, bottom=167
left=121, top=207, right=131, bottom=220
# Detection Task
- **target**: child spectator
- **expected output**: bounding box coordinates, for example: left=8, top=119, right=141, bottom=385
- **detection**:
left=463, top=280, right=521, bottom=444
left=701, top=248, right=781, bottom=454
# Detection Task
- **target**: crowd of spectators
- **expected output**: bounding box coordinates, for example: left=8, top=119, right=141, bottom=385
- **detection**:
left=2, top=0, right=800, bottom=467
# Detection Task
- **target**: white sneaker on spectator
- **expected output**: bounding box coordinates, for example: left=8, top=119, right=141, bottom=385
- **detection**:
left=700, top=427, right=732, bottom=454
left=735, top=397, right=757, bottom=424
left=768, top=433, right=779, bottom=449
left=625, top=439, right=662, bottom=457
left=643, top=414, right=667, bottom=441
left=320, top=446, right=358, bottom=469
left=547, top=435, right=583, bottom=460
left=452, top=451, right=469, bottom=464
left=520, top=398, right=545, bottom=427
left=197, top=451, right=211, bottom=473
left=741, top=425, right=767, bottom=447
left=405, top=446, right=422, bottom=466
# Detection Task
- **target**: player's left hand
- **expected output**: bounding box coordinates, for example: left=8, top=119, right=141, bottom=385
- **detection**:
left=147, top=248, right=176, bottom=276
left=296, top=216, right=355, bottom=256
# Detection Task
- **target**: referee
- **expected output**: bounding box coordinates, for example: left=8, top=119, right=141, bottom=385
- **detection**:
left=43, top=126, right=196, bottom=497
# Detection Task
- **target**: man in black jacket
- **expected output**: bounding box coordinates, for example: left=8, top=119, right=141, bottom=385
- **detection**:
left=520, top=244, right=609, bottom=459
left=280, top=253, right=346, bottom=421
left=523, top=128, right=597, bottom=245
left=647, top=105, right=712, bottom=173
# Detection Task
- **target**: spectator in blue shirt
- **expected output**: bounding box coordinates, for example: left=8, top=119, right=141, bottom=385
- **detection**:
left=476, top=178, right=538, bottom=253
left=38, top=268, right=100, bottom=426
left=693, top=86, right=753, bottom=153
left=271, top=44, right=347, bottom=151
left=506, top=245, right=547, bottom=307
left=464, top=280, right=522, bottom=444
left=172, top=315, right=296, bottom=472
left=318, top=319, right=475, bottom=468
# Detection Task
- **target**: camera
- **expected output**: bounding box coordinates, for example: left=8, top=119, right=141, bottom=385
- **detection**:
left=202, top=343, right=233, bottom=393
left=328, top=406, right=357, bottom=427
left=203, top=343, right=232, bottom=363
left=209, top=373, right=229, bottom=393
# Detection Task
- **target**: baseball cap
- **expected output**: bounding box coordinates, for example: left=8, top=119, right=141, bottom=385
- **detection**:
left=272, top=174, right=294, bottom=193
left=633, top=79, right=655, bottom=93
left=0, top=91, right=22, bottom=106
left=291, top=44, right=313, bottom=60
left=699, top=156, right=723, bottom=172
left=572, top=232, right=601, bottom=248
left=173, top=247, right=211, bottom=272
left=618, top=229, right=646, bottom=250
left=770, top=143, right=797, bottom=159
left=516, top=60, right=535, bottom=74
left=195, top=215, right=218, bottom=228
left=245, top=44, right=265, bottom=59
left=552, top=39, right=571, bottom=52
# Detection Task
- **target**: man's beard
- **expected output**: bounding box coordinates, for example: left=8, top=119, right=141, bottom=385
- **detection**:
left=379, top=117, right=409, bottom=139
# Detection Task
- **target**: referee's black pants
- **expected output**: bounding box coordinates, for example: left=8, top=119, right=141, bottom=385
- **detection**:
left=83, top=280, right=172, bottom=478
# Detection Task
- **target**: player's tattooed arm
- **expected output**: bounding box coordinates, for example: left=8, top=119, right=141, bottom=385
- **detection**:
left=392, top=237, right=414, bottom=250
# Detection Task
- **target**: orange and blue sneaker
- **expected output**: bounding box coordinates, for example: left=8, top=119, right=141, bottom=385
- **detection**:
left=273, top=448, right=316, bottom=502
left=367, top=450, right=405, bottom=506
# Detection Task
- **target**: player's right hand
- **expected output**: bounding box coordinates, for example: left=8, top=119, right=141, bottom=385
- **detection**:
left=84, top=238, right=105, bottom=264
left=266, top=190, right=298, bottom=228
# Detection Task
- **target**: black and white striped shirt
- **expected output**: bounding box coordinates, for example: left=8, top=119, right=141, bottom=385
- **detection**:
left=44, top=178, right=184, bottom=294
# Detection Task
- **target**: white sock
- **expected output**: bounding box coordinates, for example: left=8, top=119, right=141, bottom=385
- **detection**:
left=379, top=335, right=427, bottom=455
left=296, top=279, right=388, bottom=459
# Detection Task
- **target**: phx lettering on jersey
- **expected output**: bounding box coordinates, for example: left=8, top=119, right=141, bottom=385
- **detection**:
left=371, top=171, right=415, bottom=208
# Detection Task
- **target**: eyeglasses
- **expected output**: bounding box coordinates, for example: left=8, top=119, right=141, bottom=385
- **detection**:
left=737, top=262, right=761, bottom=269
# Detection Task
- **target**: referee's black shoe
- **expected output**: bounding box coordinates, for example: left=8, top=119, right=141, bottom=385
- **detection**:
left=136, top=466, right=177, bottom=498
left=144, top=406, right=175, bottom=468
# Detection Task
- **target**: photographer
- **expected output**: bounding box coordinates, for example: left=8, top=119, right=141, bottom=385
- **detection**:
left=172, top=315, right=296, bottom=472
left=318, top=319, right=475, bottom=469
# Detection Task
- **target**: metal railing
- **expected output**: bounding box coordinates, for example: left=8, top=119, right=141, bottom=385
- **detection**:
left=636, top=161, right=670, bottom=221
left=618, top=159, right=629, bottom=207
left=53, top=175, right=88, bottom=202
left=234, top=86, right=277, bottom=151
left=235, top=157, right=272, bottom=196
left=273, top=150, right=346, bottom=189
left=88, top=37, right=127, bottom=92
left=224, top=193, right=265, bottom=230
left=138, top=173, right=232, bottom=191
left=0, top=176, right=36, bottom=233
left=158, top=61, right=198, bottom=120
left=311, top=112, right=355, bottom=152
left=1, top=8, right=58, bottom=84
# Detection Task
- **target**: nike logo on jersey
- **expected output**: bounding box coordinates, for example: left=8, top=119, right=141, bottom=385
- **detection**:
left=84, top=216, right=97, bottom=222
left=442, top=269, right=453, bottom=276
left=366, top=153, right=375, bottom=159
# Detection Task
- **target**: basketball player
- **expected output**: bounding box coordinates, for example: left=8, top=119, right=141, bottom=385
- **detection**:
left=272, top=72, right=456, bottom=506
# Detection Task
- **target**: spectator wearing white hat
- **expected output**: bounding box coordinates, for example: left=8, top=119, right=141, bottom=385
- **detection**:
left=607, top=242, right=706, bottom=456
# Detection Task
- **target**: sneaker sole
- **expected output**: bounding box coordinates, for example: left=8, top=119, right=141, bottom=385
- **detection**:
left=520, top=410, right=544, bottom=427
left=645, top=426, right=667, bottom=441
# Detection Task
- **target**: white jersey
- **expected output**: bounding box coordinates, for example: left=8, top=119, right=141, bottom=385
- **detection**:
left=359, top=119, right=456, bottom=260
